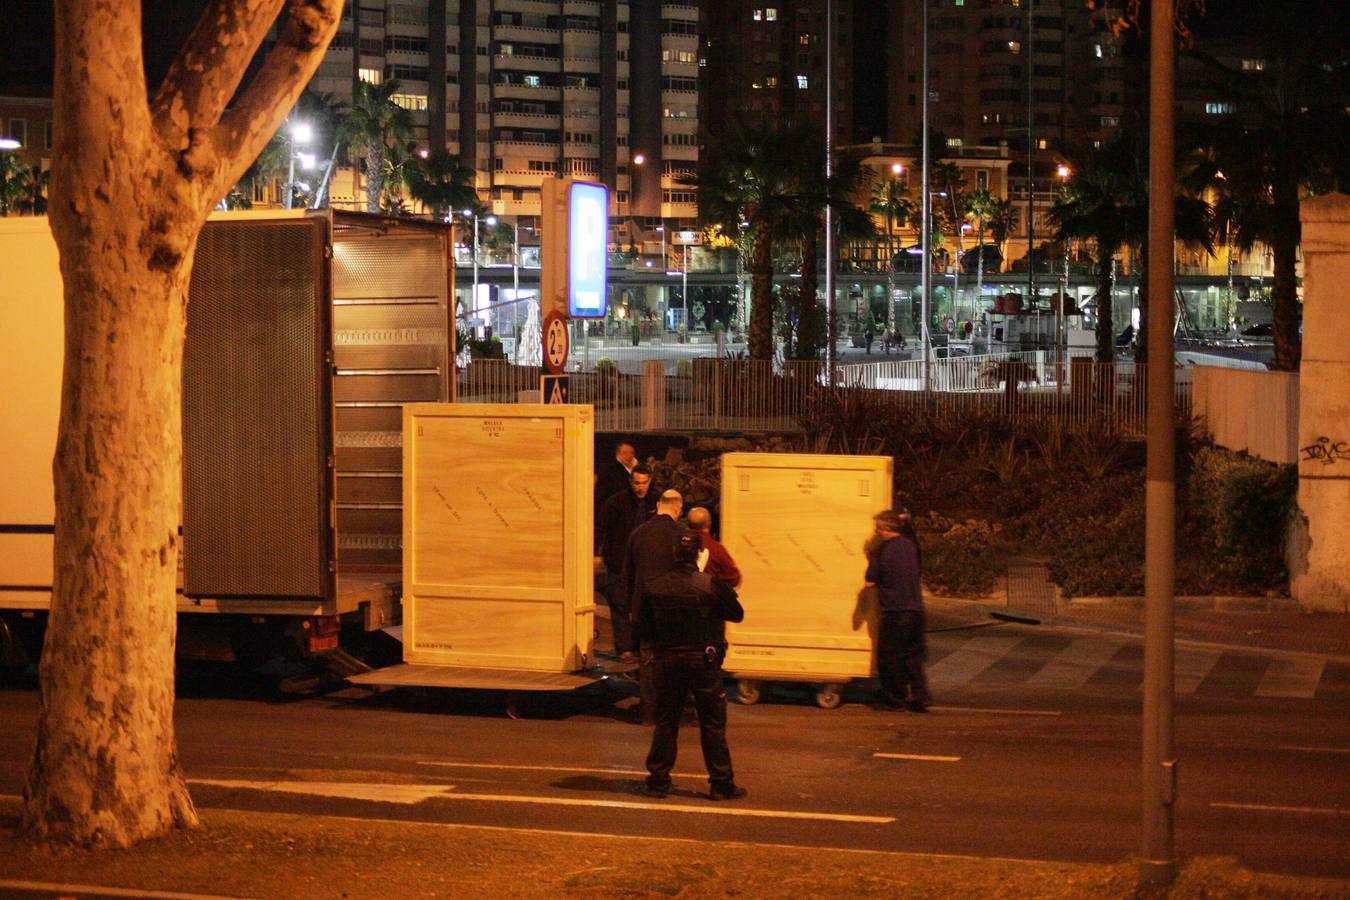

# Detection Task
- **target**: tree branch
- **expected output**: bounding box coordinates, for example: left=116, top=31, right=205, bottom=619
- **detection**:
left=150, top=0, right=287, bottom=148
left=206, top=0, right=342, bottom=201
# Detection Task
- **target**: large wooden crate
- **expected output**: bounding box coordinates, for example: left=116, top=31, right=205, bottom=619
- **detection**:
left=403, top=403, right=594, bottom=671
left=720, top=452, right=893, bottom=681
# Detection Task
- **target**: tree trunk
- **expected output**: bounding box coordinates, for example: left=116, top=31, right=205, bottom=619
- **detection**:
left=27, top=0, right=340, bottom=848
left=796, top=225, right=822, bottom=359
left=1094, top=250, right=1115, bottom=363
left=1270, top=163, right=1302, bottom=371
left=365, top=141, right=384, bottom=213
left=748, top=231, right=776, bottom=360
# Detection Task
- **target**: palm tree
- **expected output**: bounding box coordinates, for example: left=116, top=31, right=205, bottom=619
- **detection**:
left=0, top=153, right=30, bottom=216
left=684, top=117, right=806, bottom=360
left=966, top=188, right=999, bottom=319
left=338, top=79, right=413, bottom=214
left=1050, top=130, right=1213, bottom=362
left=1182, top=17, right=1348, bottom=371
left=406, top=149, right=477, bottom=220
left=870, top=177, right=915, bottom=272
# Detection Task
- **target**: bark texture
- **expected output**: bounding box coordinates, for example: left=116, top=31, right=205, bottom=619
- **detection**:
left=748, top=232, right=776, bottom=361
left=24, top=0, right=339, bottom=848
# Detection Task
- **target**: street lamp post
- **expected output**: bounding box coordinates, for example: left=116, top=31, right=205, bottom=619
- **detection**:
left=1057, top=164, right=1072, bottom=391
left=285, top=121, right=312, bottom=210
left=463, top=208, right=497, bottom=336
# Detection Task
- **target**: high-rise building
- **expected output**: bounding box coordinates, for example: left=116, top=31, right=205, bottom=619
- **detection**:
left=304, top=1, right=699, bottom=226
left=698, top=1, right=854, bottom=149
left=885, top=0, right=1129, bottom=232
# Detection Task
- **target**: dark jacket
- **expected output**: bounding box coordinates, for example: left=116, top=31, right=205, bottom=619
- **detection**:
left=635, top=566, right=744, bottom=653
left=624, top=514, right=685, bottom=601
left=595, top=458, right=634, bottom=514
left=865, top=531, right=924, bottom=613
left=597, top=487, right=654, bottom=573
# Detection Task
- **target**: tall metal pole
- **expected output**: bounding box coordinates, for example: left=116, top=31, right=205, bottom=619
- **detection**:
left=472, top=212, right=480, bottom=334
left=1141, top=0, right=1178, bottom=886
left=285, top=148, right=296, bottom=210
left=825, top=0, right=836, bottom=383
left=1026, top=0, right=1036, bottom=318
left=920, top=0, right=932, bottom=388
left=512, top=221, right=520, bottom=343
left=682, top=241, right=690, bottom=337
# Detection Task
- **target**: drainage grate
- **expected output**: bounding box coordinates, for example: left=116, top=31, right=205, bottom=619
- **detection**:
left=1006, top=559, right=1059, bottom=621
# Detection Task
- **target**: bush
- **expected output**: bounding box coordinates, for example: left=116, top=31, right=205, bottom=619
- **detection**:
left=1048, top=494, right=1145, bottom=598
left=594, top=357, right=618, bottom=379
left=1186, top=446, right=1297, bottom=587
left=920, top=520, right=1004, bottom=598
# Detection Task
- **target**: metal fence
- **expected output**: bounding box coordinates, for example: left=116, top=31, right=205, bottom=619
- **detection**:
left=455, top=355, right=1192, bottom=436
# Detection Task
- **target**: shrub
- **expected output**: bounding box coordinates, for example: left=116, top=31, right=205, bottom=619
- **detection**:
left=1186, top=446, right=1297, bottom=587
left=1048, top=494, right=1145, bottom=598
left=594, top=357, right=618, bottom=379
left=920, top=520, right=1004, bottom=597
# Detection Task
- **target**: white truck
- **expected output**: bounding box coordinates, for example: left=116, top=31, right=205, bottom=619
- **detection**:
left=0, top=210, right=454, bottom=672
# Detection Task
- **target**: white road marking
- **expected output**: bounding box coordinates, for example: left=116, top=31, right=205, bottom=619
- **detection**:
left=1278, top=745, right=1349, bottom=754
left=0, top=880, right=251, bottom=900
left=873, top=753, right=961, bottom=763
left=417, top=760, right=705, bottom=780
left=1025, top=638, right=1123, bottom=691
left=1173, top=646, right=1223, bottom=694
left=926, top=636, right=1023, bottom=689
left=1256, top=655, right=1327, bottom=699
left=928, top=705, right=1063, bottom=717
left=1212, top=801, right=1350, bottom=816
left=191, top=779, right=456, bottom=805
left=423, top=790, right=895, bottom=823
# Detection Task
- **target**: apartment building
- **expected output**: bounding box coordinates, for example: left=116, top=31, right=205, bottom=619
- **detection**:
left=304, top=0, right=699, bottom=227
left=698, top=1, right=853, bottom=148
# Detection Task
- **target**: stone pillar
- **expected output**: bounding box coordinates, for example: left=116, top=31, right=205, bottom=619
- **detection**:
left=1291, top=193, right=1350, bottom=612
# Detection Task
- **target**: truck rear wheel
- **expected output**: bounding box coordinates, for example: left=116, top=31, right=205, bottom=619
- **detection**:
left=734, top=679, right=762, bottom=705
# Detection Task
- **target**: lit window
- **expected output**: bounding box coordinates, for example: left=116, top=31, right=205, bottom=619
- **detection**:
left=1241, top=58, right=1266, bottom=71
left=358, top=67, right=382, bottom=84
left=765, top=75, right=778, bottom=88
left=766, top=7, right=778, bottom=19
left=753, top=9, right=762, bottom=20
left=390, top=93, right=429, bottom=111
left=1037, top=139, right=1048, bottom=149
left=1007, top=41, right=1021, bottom=53
left=946, top=137, right=963, bottom=148
left=752, top=80, right=763, bottom=89
left=1205, top=102, right=1235, bottom=115
left=797, top=74, right=809, bottom=89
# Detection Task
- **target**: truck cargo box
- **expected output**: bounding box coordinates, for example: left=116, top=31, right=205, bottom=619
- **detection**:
left=402, top=403, right=594, bottom=672
left=720, top=452, right=893, bottom=689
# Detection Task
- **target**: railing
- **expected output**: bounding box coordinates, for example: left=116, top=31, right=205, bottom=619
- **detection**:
left=455, top=356, right=1192, bottom=436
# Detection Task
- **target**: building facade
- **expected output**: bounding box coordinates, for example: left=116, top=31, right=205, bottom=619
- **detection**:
left=304, top=0, right=698, bottom=228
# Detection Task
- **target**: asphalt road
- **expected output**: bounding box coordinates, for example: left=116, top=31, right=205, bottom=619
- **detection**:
left=1, top=619, right=1346, bottom=879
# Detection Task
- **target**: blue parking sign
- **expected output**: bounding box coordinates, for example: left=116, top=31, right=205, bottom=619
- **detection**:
left=567, top=181, right=608, bottom=318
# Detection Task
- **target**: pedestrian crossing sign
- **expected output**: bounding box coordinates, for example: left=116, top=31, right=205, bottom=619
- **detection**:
left=541, top=374, right=569, bottom=404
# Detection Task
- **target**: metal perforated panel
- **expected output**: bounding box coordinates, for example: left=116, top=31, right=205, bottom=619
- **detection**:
left=183, top=219, right=333, bottom=599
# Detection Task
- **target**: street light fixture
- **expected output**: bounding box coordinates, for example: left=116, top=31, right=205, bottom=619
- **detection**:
left=0, top=138, right=20, bottom=150
left=1056, top=164, right=1072, bottom=391
left=284, top=119, right=312, bottom=210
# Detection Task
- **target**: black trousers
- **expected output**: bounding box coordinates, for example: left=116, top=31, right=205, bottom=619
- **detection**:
left=604, top=573, right=634, bottom=655
left=644, top=649, right=734, bottom=790
left=877, top=609, right=930, bottom=704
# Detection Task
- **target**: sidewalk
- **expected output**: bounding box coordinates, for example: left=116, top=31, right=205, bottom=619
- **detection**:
left=2, top=801, right=1345, bottom=899
left=927, top=593, right=1350, bottom=660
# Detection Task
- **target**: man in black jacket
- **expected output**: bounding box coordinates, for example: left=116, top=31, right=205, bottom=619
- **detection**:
left=624, top=488, right=685, bottom=605
left=595, top=465, right=654, bottom=660
left=595, top=440, right=638, bottom=519
left=636, top=531, right=746, bottom=801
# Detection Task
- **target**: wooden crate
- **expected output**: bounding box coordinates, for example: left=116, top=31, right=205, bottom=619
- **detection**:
left=720, top=452, right=893, bottom=682
left=403, top=403, right=594, bottom=671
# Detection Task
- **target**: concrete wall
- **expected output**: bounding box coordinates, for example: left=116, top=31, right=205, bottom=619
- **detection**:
left=1192, top=366, right=1299, bottom=464
left=1291, top=193, right=1350, bottom=613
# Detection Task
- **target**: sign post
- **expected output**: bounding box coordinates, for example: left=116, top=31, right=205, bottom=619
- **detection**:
left=539, top=177, right=609, bottom=401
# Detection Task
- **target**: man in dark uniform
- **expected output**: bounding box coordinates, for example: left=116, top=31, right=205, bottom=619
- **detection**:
left=624, top=488, right=685, bottom=605
left=636, top=531, right=746, bottom=801
left=595, top=465, right=654, bottom=661
left=865, top=507, right=931, bottom=712
left=595, top=440, right=637, bottom=520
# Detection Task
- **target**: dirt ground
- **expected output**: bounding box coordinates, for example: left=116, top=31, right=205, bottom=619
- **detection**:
left=2, top=802, right=1346, bottom=899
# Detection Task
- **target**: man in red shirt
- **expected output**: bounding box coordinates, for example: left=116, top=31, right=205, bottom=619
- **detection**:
left=686, top=507, right=741, bottom=588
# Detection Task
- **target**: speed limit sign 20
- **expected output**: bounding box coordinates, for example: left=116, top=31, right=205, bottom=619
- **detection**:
left=543, top=310, right=570, bottom=374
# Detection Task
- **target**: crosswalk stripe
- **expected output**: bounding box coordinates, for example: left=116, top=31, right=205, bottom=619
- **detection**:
left=1256, top=655, right=1327, bottom=699
left=1024, top=638, right=1123, bottom=691
left=1174, top=646, right=1223, bottom=694
left=927, top=637, right=1022, bottom=688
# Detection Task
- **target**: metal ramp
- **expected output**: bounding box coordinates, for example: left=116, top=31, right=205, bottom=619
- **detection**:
left=998, top=559, right=1059, bottom=625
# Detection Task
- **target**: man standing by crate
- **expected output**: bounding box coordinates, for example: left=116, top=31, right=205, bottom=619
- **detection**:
left=636, top=531, right=746, bottom=801
left=686, top=506, right=741, bottom=588
left=595, top=440, right=638, bottom=520
left=596, top=465, right=655, bottom=662
left=865, top=508, right=931, bottom=712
